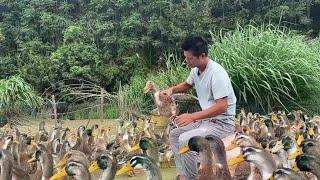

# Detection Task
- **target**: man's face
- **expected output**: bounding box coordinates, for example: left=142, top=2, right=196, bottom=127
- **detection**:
left=184, top=51, right=200, bottom=68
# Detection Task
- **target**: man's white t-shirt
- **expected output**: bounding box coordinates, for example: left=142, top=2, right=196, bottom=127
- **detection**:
left=186, top=59, right=236, bottom=123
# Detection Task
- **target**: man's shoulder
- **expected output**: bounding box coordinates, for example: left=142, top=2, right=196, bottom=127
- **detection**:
left=208, top=59, right=227, bottom=74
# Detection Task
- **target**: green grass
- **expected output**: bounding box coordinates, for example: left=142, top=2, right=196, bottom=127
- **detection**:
left=210, top=24, right=320, bottom=113
left=61, top=103, right=120, bottom=120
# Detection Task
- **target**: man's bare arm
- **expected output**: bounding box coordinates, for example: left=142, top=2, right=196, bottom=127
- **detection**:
left=162, top=82, right=193, bottom=96
left=174, top=97, right=228, bottom=126
left=192, top=97, right=228, bottom=120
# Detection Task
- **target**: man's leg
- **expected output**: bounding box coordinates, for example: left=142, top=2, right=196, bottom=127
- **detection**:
left=178, top=119, right=235, bottom=180
left=169, top=121, right=202, bottom=178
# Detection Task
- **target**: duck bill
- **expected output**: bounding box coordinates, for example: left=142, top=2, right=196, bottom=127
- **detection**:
left=129, top=144, right=141, bottom=152
left=292, top=163, right=300, bottom=172
left=88, top=161, right=100, bottom=173
left=31, top=140, right=38, bottom=146
left=27, top=154, right=37, bottom=163
left=54, top=158, right=67, bottom=169
left=296, top=135, right=304, bottom=146
left=92, top=130, right=99, bottom=137
left=271, top=114, right=278, bottom=123
left=228, top=153, right=244, bottom=166
left=50, top=167, right=68, bottom=180
left=178, top=145, right=190, bottom=155
left=308, top=128, right=315, bottom=137
left=269, top=175, right=274, bottom=180
left=225, top=142, right=238, bottom=151
left=116, top=164, right=134, bottom=176
left=287, top=148, right=303, bottom=160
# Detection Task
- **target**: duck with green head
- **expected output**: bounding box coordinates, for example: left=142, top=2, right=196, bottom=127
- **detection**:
left=88, top=153, right=117, bottom=180
left=116, top=154, right=162, bottom=180
left=130, top=137, right=159, bottom=166
left=294, top=154, right=320, bottom=179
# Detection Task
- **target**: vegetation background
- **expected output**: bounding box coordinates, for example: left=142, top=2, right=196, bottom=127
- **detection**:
left=1, top=0, right=320, bottom=122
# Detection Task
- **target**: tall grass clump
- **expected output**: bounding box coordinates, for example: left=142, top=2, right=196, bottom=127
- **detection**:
left=210, top=24, right=320, bottom=112
left=0, top=76, right=43, bottom=125
left=120, top=53, right=190, bottom=116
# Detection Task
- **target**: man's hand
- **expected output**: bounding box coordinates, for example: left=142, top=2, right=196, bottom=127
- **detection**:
left=174, top=113, right=196, bottom=127
left=160, top=88, right=173, bottom=97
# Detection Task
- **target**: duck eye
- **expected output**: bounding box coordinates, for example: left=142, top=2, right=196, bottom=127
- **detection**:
left=100, top=156, right=107, bottom=160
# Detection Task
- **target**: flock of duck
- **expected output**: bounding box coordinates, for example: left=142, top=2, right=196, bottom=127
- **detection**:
left=0, top=109, right=319, bottom=180
left=0, top=81, right=319, bottom=180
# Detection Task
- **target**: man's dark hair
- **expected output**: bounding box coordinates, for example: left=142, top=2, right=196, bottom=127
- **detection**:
left=181, top=35, right=208, bottom=57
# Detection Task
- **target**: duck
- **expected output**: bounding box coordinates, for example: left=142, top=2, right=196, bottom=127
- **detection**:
left=28, top=144, right=54, bottom=180
left=50, top=160, right=91, bottom=180
left=51, top=150, right=91, bottom=179
left=144, top=81, right=177, bottom=118
left=178, top=136, right=215, bottom=180
left=130, top=137, right=160, bottom=166
left=116, top=154, right=162, bottom=180
left=88, top=153, right=117, bottom=180
left=288, top=139, right=320, bottom=160
left=273, top=168, right=306, bottom=180
left=0, top=149, right=31, bottom=180
left=54, top=150, right=90, bottom=169
left=271, top=136, right=298, bottom=168
left=241, top=146, right=277, bottom=180
left=179, top=135, right=232, bottom=180
left=294, top=154, right=320, bottom=179
left=144, top=81, right=201, bottom=119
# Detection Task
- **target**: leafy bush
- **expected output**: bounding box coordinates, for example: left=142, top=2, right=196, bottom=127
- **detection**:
left=0, top=76, right=43, bottom=125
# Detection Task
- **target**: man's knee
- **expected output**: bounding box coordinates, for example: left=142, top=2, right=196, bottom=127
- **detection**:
left=169, top=128, right=182, bottom=142
left=178, top=133, right=190, bottom=147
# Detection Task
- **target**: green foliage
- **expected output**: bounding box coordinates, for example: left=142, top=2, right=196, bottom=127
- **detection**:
left=210, top=25, right=320, bottom=112
left=0, top=76, right=42, bottom=109
left=0, top=76, right=42, bottom=124
left=104, top=104, right=120, bottom=119
left=1, top=0, right=320, bottom=115
left=63, top=104, right=119, bottom=120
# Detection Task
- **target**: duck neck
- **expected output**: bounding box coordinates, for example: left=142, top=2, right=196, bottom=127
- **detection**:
left=73, top=172, right=92, bottom=180
left=40, top=152, right=53, bottom=178
left=311, top=169, right=320, bottom=179
left=0, top=160, right=13, bottom=179
left=147, top=145, right=159, bottom=164
left=198, top=147, right=215, bottom=180
left=143, top=161, right=162, bottom=180
left=254, top=156, right=276, bottom=180
left=100, top=160, right=117, bottom=180
left=210, top=141, right=231, bottom=179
